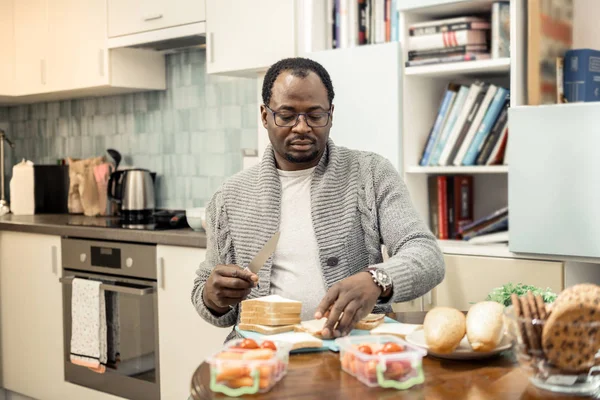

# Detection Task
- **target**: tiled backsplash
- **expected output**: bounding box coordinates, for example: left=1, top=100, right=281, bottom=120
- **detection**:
left=0, top=49, right=258, bottom=209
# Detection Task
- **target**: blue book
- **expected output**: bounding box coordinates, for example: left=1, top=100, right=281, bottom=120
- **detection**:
left=420, top=86, right=458, bottom=165
left=391, top=0, right=399, bottom=41
left=462, top=87, right=509, bottom=166
left=563, top=49, right=600, bottom=103
left=428, top=85, right=470, bottom=165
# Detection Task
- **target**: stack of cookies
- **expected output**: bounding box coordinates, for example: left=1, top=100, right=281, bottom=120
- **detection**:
left=238, top=295, right=302, bottom=334
left=511, top=283, right=600, bottom=372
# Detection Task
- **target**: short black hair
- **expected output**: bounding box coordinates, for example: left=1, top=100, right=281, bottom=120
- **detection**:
left=262, top=57, right=335, bottom=108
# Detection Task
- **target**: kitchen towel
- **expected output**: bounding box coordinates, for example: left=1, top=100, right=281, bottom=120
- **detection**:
left=105, top=291, right=121, bottom=367
left=70, top=278, right=107, bottom=373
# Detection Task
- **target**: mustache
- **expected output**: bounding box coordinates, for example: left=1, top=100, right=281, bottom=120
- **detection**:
left=286, top=136, right=316, bottom=145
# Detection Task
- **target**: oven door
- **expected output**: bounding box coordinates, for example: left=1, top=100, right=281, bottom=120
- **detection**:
left=61, top=271, right=160, bottom=400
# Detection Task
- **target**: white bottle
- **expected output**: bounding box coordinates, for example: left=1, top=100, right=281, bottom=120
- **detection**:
left=9, top=159, right=35, bottom=215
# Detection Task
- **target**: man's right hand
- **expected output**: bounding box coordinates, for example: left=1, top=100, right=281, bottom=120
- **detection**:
left=202, top=264, right=258, bottom=315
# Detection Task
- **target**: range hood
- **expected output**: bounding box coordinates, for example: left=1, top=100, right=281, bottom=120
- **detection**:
left=108, top=22, right=206, bottom=53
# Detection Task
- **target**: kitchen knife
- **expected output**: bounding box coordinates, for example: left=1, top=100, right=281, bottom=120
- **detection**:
left=246, top=231, right=280, bottom=274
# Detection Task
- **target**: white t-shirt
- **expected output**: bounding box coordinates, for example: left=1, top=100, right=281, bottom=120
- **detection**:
left=270, top=167, right=328, bottom=321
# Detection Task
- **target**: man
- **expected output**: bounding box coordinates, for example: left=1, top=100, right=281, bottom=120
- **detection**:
left=192, top=57, right=445, bottom=340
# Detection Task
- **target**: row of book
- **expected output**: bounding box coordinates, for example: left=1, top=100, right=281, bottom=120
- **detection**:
left=428, top=175, right=508, bottom=241
left=419, top=81, right=509, bottom=167
left=328, top=0, right=399, bottom=49
left=406, top=1, right=510, bottom=67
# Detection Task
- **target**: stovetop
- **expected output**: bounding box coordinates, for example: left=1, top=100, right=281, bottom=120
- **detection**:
left=66, top=210, right=187, bottom=231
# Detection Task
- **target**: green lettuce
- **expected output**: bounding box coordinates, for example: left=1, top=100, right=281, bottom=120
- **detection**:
left=485, top=283, right=557, bottom=307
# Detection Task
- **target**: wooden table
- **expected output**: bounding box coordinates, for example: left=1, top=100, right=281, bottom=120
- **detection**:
left=190, top=313, right=598, bottom=400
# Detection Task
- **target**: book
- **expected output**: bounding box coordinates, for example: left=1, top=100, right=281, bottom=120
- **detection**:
left=453, top=175, right=474, bottom=234
left=419, top=84, right=460, bottom=166
left=467, top=230, right=509, bottom=244
left=437, top=176, right=448, bottom=240
left=409, top=16, right=490, bottom=36
left=408, top=30, right=489, bottom=51
left=450, top=83, right=497, bottom=166
left=563, top=48, right=600, bottom=103
left=462, top=215, right=508, bottom=240
left=428, top=176, right=440, bottom=237
left=446, top=176, right=455, bottom=239
left=491, top=1, right=510, bottom=58
left=408, top=45, right=488, bottom=60
left=487, top=128, right=508, bottom=165
left=459, top=206, right=508, bottom=234
left=462, top=87, right=510, bottom=165
left=405, top=53, right=491, bottom=67
left=475, top=100, right=509, bottom=165
left=436, top=82, right=484, bottom=165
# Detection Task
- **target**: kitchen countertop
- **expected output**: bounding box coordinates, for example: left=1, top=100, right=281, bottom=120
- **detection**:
left=0, top=214, right=207, bottom=248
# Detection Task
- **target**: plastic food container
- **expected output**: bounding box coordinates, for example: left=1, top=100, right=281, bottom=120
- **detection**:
left=207, top=338, right=292, bottom=397
left=335, top=335, right=426, bottom=390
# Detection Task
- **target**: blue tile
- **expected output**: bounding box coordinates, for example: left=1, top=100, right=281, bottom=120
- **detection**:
left=176, top=109, right=191, bottom=132
left=174, top=131, right=190, bottom=154
left=58, top=118, right=70, bottom=137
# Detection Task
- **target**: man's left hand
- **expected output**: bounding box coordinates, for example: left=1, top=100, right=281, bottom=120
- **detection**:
left=314, top=272, right=381, bottom=339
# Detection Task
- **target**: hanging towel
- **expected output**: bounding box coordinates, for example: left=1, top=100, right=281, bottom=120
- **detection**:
left=105, top=291, right=121, bottom=367
left=70, top=278, right=107, bottom=373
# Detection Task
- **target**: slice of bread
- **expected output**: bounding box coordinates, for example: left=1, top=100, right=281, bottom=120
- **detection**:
left=370, top=323, right=422, bottom=339
left=240, top=315, right=302, bottom=326
left=294, top=319, right=328, bottom=338
left=237, top=323, right=296, bottom=335
left=355, top=317, right=384, bottom=330
left=240, top=295, right=302, bottom=314
left=240, top=311, right=301, bottom=319
left=266, top=332, right=324, bottom=351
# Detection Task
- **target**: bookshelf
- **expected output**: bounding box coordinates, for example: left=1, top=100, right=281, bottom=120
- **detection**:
left=399, top=0, right=522, bottom=257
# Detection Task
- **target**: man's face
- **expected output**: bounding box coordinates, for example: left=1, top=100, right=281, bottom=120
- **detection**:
left=261, top=71, right=333, bottom=171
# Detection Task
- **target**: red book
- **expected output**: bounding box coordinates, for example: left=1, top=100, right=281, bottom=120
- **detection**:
left=437, top=176, right=448, bottom=240
left=453, top=175, right=474, bottom=237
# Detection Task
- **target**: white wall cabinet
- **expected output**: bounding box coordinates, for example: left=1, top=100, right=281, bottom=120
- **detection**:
left=108, top=0, right=206, bottom=38
left=428, top=254, right=564, bottom=311
left=206, top=0, right=297, bottom=75
left=0, top=0, right=15, bottom=98
left=14, top=0, right=48, bottom=96
left=157, top=245, right=229, bottom=400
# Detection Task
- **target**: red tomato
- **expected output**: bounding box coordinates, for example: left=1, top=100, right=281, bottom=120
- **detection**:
left=357, top=345, right=373, bottom=355
left=260, top=340, right=277, bottom=351
left=236, top=338, right=259, bottom=349
left=381, top=342, right=404, bottom=354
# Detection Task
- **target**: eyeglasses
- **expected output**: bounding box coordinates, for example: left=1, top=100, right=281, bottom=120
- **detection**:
left=264, top=105, right=331, bottom=128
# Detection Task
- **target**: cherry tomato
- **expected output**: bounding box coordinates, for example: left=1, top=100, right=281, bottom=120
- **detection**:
left=382, top=342, right=404, bottom=353
left=236, top=338, right=259, bottom=349
left=260, top=340, right=277, bottom=351
left=357, top=344, right=373, bottom=354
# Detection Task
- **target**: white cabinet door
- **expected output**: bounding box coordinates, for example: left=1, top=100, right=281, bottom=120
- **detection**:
left=0, top=232, right=63, bottom=399
left=14, top=0, right=48, bottom=95
left=0, top=0, right=15, bottom=96
left=108, top=0, right=206, bottom=38
left=157, top=245, right=230, bottom=400
left=206, top=0, right=296, bottom=75
left=47, top=0, right=109, bottom=91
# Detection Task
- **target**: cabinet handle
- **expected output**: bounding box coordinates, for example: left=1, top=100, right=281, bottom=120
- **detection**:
left=143, top=13, right=163, bottom=21
left=158, top=257, right=165, bottom=289
left=207, top=32, right=214, bottom=63
left=51, top=245, right=58, bottom=275
left=426, top=291, right=433, bottom=306
left=98, top=49, right=104, bottom=77
left=40, top=59, right=46, bottom=85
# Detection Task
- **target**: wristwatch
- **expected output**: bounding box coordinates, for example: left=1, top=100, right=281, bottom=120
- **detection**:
left=366, top=268, right=392, bottom=294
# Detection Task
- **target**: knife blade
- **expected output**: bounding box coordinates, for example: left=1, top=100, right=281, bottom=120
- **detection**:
left=246, top=231, right=280, bottom=274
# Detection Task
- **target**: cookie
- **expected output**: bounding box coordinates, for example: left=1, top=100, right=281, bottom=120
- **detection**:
left=542, top=284, right=600, bottom=372
left=520, top=295, right=541, bottom=352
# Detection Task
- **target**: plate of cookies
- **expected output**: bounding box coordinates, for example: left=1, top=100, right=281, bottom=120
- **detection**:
left=406, top=301, right=512, bottom=360
left=505, top=283, right=600, bottom=396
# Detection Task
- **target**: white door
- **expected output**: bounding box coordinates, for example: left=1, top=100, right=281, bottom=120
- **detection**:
left=157, top=245, right=230, bottom=400
left=206, top=0, right=296, bottom=75
left=108, top=0, right=206, bottom=38
left=0, top=232, right=63, bottom=399
left=47, top=0, right=109, bottom=92
left=0, top=0, right=15, bottom=96
left=14, top=0, right=48, bottom=95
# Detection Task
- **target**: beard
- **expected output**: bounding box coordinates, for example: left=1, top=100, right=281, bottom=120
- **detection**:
left=284, top=148, right=320, bottom=163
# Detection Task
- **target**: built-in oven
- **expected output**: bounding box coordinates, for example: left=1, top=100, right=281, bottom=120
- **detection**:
left=60, top=238, right=160, bottom=400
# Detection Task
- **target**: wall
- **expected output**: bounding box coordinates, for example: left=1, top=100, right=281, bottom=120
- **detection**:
left=573, top=0, right=600, bottom=49
left=0, top=48, right=258, bottom=209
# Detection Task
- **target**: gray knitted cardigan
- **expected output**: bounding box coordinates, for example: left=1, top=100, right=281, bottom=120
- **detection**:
left=191, top=139, right=445, bottom=338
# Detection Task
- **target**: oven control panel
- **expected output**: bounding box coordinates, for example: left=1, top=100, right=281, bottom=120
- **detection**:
left=61, top=238, right=157, bottom=280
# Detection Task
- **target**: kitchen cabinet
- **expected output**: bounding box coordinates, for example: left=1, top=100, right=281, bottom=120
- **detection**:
left=206, top=0, right=297, bottom=75
left=14, top=0, right=49, bottom=95
left=157, top=245, right=229, bottom=400
left=0, top=0, right=15, bottom=97
left=108, top=0, right=206, bottom=38
left=427, top=254, right=564, bottom=311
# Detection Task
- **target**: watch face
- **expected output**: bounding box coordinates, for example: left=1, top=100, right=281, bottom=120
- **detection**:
left=375, top=269, right=392, bottom=287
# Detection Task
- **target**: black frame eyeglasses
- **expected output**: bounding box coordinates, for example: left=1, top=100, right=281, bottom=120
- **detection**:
left=264, top=105, right=332, bottom=128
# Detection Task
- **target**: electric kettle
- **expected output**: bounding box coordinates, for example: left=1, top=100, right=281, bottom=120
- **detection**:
left=108, top=168, right=156, bottom=224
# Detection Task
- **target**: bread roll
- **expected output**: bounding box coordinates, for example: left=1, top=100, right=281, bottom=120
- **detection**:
left=423, top=307, right=466, bottom=354
left=466, top=301, right=505, bottom=352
